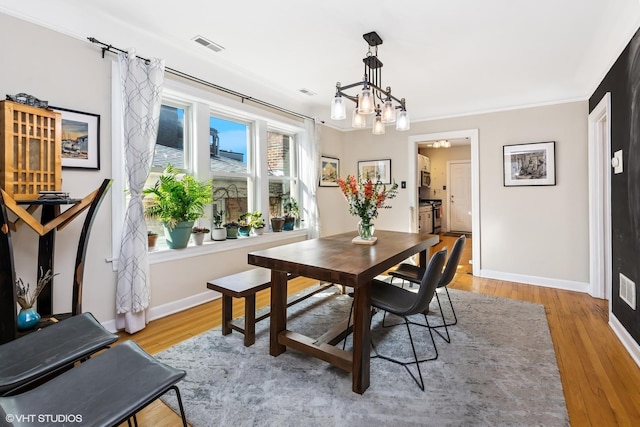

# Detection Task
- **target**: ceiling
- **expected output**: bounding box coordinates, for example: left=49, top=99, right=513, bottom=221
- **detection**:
left=1, top=0, right=639, bottom=130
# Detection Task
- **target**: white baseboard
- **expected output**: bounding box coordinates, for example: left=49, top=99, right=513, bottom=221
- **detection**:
left=609, top=314, right=640, bottom=369
left=101, top=290, right=221, bottom=333
left=479, top=269, right=589, bottom=293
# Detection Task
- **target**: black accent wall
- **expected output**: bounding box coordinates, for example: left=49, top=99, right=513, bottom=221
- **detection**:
left=589, top=26, right=640, bottom=344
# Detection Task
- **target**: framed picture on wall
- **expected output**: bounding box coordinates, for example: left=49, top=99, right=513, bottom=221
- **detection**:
left=319, top=156, right=340, bottom=187
left=503, top=141, right=555, bottom=186
left=53, top=107, right=101, bottom=170
left=358, top=159, right=392, bottom=184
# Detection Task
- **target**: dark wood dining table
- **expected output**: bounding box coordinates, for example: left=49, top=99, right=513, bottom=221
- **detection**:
left=247, top=230, right=439, bottom=394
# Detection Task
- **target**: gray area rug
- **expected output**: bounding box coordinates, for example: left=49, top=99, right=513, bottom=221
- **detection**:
left=156, top=286, right=568, bottom=426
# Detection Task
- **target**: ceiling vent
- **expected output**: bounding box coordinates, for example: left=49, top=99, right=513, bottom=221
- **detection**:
left=298, top=88, right=316, bottom=96
left=192, top=35, right=224, bottom=53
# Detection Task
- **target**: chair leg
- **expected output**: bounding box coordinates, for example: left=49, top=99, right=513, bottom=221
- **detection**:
left=171, top=385, right=188, bottom=427
left=370, top=315, right=438, bottom=391
left=425, top=286, right=458, bottom=342
left=429, top=292, right=451, bottom=343
left=342, top=301, right=355, bottom=350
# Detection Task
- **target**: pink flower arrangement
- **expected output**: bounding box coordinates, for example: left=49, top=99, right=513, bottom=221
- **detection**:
left=337, top=175, right=398, bottom=223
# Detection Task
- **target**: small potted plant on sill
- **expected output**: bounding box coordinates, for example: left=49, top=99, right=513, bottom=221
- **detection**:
left=211, top=212, right=226, bottom=241
left=224, top=221, right=239, bottom=239
left=248, top=211, right=266, bottom=235
left=237, top=213, right=252, bottom=237
left=147, top=230, right=159, bottom=249
left=191, top=226, right=210, bottom=246
left=283, top=197, right=299, bottom=231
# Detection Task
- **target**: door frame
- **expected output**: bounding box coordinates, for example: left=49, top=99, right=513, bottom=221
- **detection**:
left=588, top=92, right=612, bottom=301
left=447, top=160, right=472, bottom=233
left=409, top=129, right=479, bottom=276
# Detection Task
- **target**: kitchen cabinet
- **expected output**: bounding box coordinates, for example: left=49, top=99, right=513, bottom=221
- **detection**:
left=418, top=154, right=430, bottom=173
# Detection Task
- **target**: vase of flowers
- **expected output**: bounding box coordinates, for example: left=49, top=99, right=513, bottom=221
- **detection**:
left=337, top=175, right=398, bottom=240
left=15, top=268, right=56, bottom=331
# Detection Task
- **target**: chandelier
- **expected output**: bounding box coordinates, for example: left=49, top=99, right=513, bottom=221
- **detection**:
left=330, top=31, right=410, bottom=135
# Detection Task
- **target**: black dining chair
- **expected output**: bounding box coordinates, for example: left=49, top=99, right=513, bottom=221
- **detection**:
left=369, top=248, right=447, bottom=391
left=389, top=235, right=466, bottom=343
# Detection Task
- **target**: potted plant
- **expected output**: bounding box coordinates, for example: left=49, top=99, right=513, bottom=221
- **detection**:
left=224, top=221, right=239, bottom=239
left=211, top=212, right=226, bottom=241
left=143, top=164, right=213, bottom=249
left=191, top=226, right=210, bottom=246
left=237, top=212, right=252, bottom=237
left=249, top=211, right=266, bottom=235
left=270, top=217, right=285, bottom=232
left=147, top=230, right=159, bottom=249
left=282, top=197, right=299, bottom=231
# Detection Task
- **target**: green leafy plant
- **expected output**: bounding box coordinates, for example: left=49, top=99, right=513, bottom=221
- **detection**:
left=283, top=197, right=300, bottom=219
left=212, top=212, right=224, bottom=229
left=249, top=211, right=265, bottom=228
left=143, top=164, right=213, bottom=229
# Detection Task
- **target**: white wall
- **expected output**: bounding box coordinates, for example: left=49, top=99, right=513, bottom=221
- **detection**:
left=337, top=101, right=589, bottom=288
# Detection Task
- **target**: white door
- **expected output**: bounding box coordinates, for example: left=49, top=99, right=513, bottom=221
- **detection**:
left=449, top=162, right=472, bottom=232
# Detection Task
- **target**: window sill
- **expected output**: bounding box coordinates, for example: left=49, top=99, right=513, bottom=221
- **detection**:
left=146, top=229, right=309, bottom=265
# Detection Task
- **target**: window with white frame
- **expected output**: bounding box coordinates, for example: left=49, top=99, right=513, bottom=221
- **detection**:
left=133, top=92, right=302, bottom=252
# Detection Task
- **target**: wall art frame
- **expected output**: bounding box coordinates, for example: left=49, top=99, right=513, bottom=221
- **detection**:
left=319, top=155, right=340, bottom=187
left=53, top=107, right=101, bottom=170
left=503, top=141, right=555, bottom=186
left=358, top=159, right=392, bottom=184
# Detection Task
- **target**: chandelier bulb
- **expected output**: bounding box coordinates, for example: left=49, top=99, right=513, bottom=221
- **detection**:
left=358, top=87, right=374, bottom=115
left=381, top=99, right=396, bottom=123
left=330, top=94, right=346, bottom=120
left=352, top=107, right=366, bottom=128
left=396, top=109, right=410, bottom=131
left=372, top=110, right=385, bottom=135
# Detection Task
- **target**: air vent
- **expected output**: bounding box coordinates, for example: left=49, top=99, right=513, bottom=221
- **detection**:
left=620, top=273, right=636, bottom=310
left=192, top=35, right=224, bottom=53
left=298, top=88, right=316, bottom=96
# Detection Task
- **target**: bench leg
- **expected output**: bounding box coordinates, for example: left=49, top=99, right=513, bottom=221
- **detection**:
left=244, top=294, right=257, bottom=346
left=221, top=295, right=232, bottom=336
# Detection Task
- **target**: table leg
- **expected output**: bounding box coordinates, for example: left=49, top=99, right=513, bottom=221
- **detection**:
left=270, top=270, right=288, bottom=356
left=352, top=281, right=371, bottom=394
left=244, top=294, right=256, bottom=347
left=221, top=295, right=232, bottom=336
left=419, top=248, right=427, bottom=268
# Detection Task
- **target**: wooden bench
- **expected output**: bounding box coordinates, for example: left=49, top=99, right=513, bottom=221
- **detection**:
left=206, top=268, right=334, bottom=346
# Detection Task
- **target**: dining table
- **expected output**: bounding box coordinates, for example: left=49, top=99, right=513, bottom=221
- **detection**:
left=247, top=229, right=440, bottom=394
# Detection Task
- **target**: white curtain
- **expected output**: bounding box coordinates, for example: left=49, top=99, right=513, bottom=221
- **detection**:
left=115, top=51, right=165, bottom=334
left=300, top=118, right=320, bottom=238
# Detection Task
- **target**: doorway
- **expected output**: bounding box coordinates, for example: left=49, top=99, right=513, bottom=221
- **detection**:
left=409, top=129, right=479, bottom=276
left=588, top=92, right=612, bottom=302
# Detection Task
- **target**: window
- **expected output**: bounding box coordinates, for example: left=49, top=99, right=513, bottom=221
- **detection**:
left=113, top=79, right=306, bottom=258
left=267, top=131, right=297, bottom=218
left=153, top=103, right=188, bottom=170
left=210, top=114, right=251, bottom=224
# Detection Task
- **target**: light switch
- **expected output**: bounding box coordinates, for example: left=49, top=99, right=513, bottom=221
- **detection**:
left=612, top=150, right=623, bottom=174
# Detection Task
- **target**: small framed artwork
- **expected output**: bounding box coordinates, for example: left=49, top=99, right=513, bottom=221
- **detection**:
left=503, top=141, right=555, bottom=186
left=358, top=159, right=392, bottom=184
left=320, top=156, right=340, bottom=187
left=53, top=107, right=101, bottom=170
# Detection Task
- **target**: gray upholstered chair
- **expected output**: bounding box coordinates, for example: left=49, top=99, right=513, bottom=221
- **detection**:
left=389, top=235, right=466, bottom=343
left=369, top=248, right=447, bottom=391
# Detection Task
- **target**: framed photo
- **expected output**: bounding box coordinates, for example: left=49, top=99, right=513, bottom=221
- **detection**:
left=358, top=159, right=392, bottom=184
left=319, top=156, right=340, bottom=187
left=503, top=141, right=555, bottom=186
left=53, top=107, right=100, bottom=170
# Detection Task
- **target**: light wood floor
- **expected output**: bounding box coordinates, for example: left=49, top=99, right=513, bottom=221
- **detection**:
left=118, top=235, right=640, bottom=426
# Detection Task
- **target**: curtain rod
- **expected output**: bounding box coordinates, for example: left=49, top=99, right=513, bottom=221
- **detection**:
left=87, top=37, right=314, bottom=122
